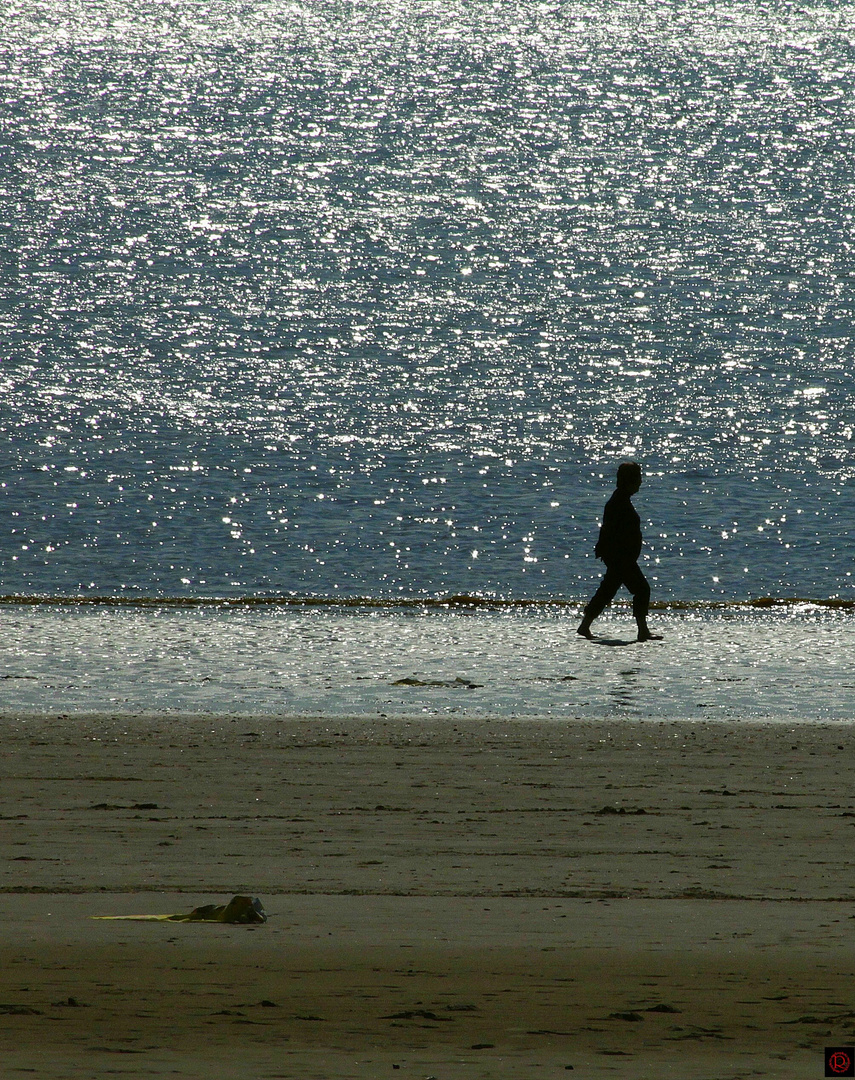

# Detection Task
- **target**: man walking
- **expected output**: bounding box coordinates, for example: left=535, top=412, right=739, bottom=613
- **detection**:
left=577, top=462, right=662, bottom=642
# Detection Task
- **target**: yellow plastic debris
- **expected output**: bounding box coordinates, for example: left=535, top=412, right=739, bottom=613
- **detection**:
left=92, top=895, right=267, bottom=923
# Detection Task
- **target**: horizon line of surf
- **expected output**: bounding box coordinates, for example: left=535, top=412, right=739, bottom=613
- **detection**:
left=0, top=593, right=853, bottom=613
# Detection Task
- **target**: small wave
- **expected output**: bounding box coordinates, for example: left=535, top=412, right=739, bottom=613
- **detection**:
left=1, top=593, right=854, bottom=613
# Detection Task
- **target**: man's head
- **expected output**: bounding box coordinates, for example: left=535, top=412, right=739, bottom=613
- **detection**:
left=616, top=461, right=642, bottom=493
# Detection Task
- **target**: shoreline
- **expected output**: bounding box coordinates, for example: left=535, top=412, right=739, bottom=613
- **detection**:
left=4, top=607, right=855, bottom=720
left=2, top=714, right=854, bottom=1077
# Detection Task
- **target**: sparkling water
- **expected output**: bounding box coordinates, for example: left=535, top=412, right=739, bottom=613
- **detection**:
left=1, top=602, right=853, bottom=720
left=3, top=1, right=855, bottom=716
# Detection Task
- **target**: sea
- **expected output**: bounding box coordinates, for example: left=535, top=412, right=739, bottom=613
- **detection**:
left=2, top=0, right=855, bottom=720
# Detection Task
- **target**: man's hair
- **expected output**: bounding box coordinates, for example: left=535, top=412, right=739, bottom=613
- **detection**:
left=616, top=461, right=642, bottom=489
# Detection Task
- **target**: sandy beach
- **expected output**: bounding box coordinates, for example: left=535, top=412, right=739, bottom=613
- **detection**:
left=2, top=713, right=854, bottom=1078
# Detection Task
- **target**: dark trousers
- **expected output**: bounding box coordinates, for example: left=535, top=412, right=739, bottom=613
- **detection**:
left=583, top=560, right=651, bottom=628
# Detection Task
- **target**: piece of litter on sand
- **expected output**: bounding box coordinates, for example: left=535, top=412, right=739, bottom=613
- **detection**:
left=92, top=895, right=267, bottom=924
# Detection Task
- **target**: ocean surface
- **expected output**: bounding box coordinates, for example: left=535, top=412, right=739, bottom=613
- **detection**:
left=3, top=0, right=855, bottom=717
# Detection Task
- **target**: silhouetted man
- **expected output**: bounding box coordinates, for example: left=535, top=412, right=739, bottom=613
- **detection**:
left=577, top=462, right=662, bottom=642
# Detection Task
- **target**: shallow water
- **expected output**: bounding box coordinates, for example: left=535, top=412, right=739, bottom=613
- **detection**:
left=2, top=603, right=853, bottom=721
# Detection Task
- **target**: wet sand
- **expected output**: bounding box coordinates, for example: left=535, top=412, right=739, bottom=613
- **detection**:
left=1, top=713, right=854, bottom=1078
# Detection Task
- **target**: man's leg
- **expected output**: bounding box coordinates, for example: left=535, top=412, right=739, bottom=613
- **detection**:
left=577, top=565, right=623, bottom=637
left=621, top=562, right=661, bottom=641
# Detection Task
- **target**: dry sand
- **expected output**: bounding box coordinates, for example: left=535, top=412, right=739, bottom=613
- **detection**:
left=1, top=713, right=854, bottom=1078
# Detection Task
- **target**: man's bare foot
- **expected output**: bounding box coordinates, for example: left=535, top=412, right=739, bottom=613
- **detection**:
left=577, top=625, right=594, bottom=639
left=637, top=630, right=663, bottom=642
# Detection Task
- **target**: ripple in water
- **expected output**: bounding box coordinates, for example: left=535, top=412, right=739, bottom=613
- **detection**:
left=2, top=1, right=855, bottom=601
